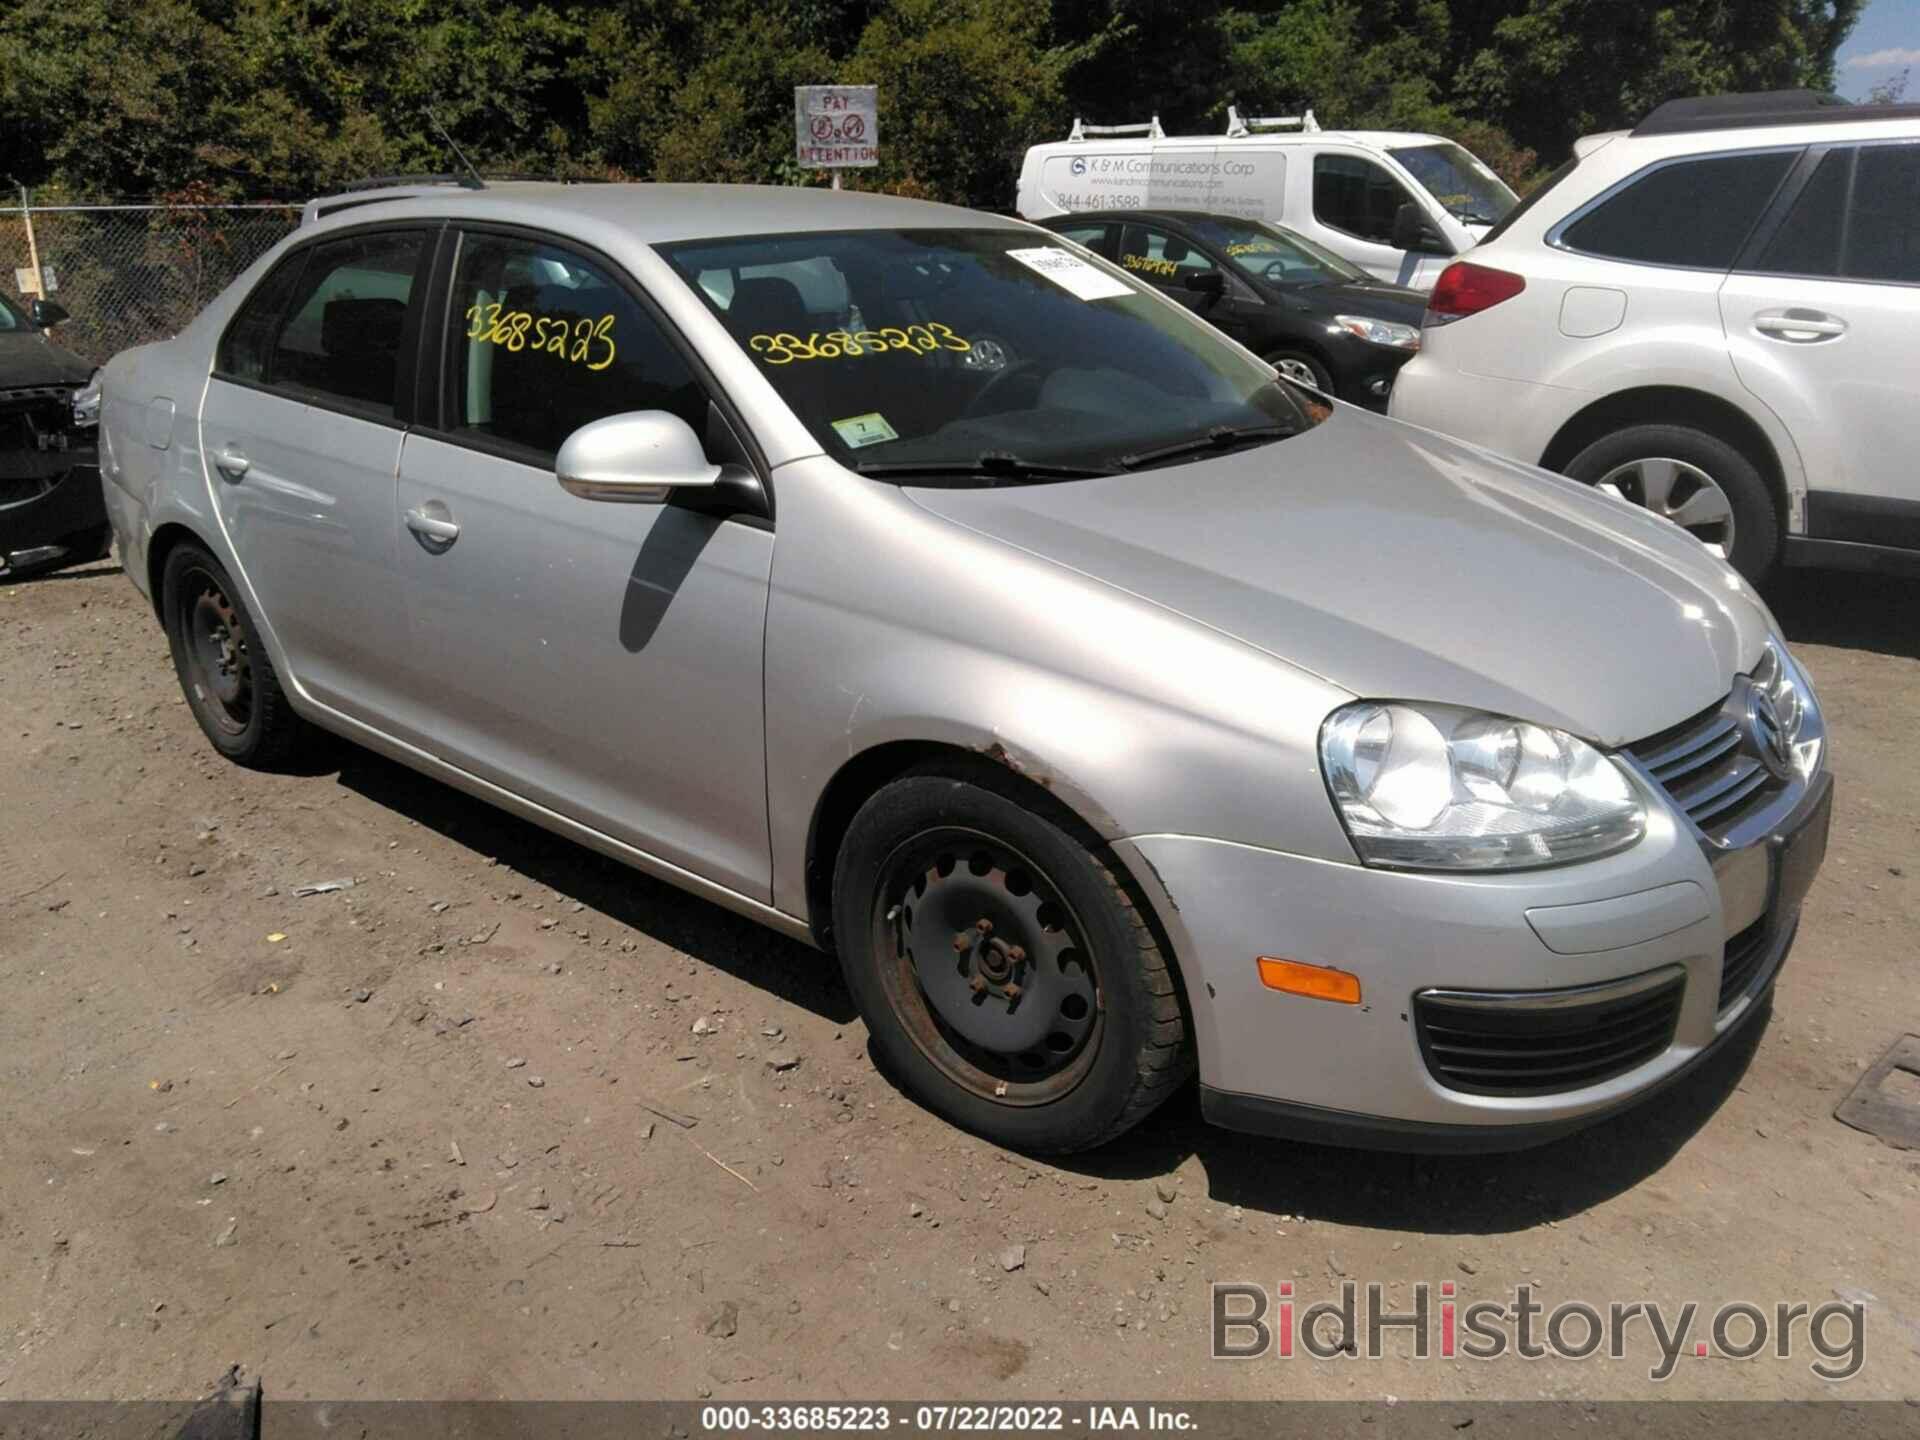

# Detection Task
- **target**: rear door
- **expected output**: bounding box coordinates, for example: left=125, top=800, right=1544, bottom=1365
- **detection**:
left=1720, top=139, right=1920, bottom=546
left=199, top=227, right=434, bottom=721
left=390, top=226, right=775, bottom=898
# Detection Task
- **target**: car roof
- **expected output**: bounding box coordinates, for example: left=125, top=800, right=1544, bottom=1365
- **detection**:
left=1034, top=130, right=1445, bottom=153
left=1041, top=210, right=1258, bottom=225
left=300, top=182, right=1017, bottom=243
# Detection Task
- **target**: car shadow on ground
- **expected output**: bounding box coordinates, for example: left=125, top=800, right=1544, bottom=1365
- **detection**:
left=329, top=746, right=858, bottom=1025
left=1053, top=1003, right=1770, bottom=1235
left=1765, top=568, right=1920, bottom=661
left=9, top=560, right=125, bottom=586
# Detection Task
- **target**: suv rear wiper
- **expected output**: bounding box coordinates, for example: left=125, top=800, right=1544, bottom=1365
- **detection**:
left=855, top=450, right=1120, bottom=482
left=1117, top=423, right=1296, bottom=471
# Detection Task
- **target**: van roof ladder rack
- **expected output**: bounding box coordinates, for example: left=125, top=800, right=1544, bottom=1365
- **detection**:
left=1225, top=106, right=1320, bottom=138
left=1068, top=115, right=1165, bottom=142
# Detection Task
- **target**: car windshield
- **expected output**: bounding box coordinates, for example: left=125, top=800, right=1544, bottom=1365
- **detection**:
left=1389, top=142, right=1518, bottom=227
left=656, top=228, right=1319, bottom=481
left=1181, top=217, right=1369, bottom=285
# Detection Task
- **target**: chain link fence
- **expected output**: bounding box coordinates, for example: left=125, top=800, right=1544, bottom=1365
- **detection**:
left=0, top=204, right=302, bottom=367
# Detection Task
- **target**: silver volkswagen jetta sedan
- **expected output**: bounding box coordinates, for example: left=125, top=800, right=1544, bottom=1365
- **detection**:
left=97, top=182, right=1831, bottom=1154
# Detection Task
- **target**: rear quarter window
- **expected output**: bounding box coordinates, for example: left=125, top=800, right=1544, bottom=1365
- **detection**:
left=1557, top=150, right=1798, bottom=269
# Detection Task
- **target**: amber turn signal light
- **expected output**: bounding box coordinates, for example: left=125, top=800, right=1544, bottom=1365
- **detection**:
left=1256, top=957, right=1361, bottom=1004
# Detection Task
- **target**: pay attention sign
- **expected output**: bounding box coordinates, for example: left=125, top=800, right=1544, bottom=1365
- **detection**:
left=795, top=85, right=878, bottom=168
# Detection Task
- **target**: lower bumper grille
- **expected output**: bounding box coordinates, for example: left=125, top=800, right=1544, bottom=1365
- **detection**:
left=1718, top=917, right=1773, bottom=1011
left=1415, top=970, right=1685, bottom=1097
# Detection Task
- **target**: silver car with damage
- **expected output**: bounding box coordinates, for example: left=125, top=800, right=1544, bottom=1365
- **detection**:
left=97, top=181, right=1832, bottom=1153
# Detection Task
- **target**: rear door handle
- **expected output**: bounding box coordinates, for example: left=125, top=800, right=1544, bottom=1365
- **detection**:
left=1754, top=309, right=1848, bottom=341
left=404, top=506, right=461, bottom=545
left=213, top=444, right=250, bottom=479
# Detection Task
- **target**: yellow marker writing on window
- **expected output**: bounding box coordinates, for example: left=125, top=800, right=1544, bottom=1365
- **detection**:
left=464, top=305, right=617, bottom=372
left=748, top=323, right=971, bottom=366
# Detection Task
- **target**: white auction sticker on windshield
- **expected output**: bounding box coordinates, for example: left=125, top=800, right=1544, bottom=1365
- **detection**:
left=1005, top=246, right=1133, bottom=301
left=832, top=412, right=899, bottom=448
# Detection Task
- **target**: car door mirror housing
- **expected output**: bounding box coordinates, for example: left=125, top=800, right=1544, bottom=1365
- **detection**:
left=555, top=410, right=722, bottom=503
left=29, top=298, right=70, bottom=329
left=1183, top=271, right=1226, bottom=296
left=1391, top=202, right=1453, bottom=257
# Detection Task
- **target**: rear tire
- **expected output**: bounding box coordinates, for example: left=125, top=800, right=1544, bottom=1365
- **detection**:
left=161, top=541, right=315, bottom=769
left=831, top=764, right=1192, bottom=1153
left=1564, top=423, right=1779, bottom=583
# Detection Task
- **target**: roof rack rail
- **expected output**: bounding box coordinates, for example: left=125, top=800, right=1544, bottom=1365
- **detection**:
left=1224, top=105, right=1320, bottom=138
left=1627, top=89, right=1904, bottom=136
left=331, top=174, right=474, bottom=195
left=1068, top=115, right=1164, bottom=142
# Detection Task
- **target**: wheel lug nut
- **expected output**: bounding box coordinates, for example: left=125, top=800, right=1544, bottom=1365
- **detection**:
left=975, top=919, right=993, bottom=935
left=952, top=932, right=971, bottom=952
left=1003, top=982, right=1022, bottom=1002
left=969, top=974, right=988, bottom=994
left=1007, top=945, right=1026, bottom=963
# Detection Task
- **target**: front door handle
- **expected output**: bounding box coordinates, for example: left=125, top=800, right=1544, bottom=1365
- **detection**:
left=213, top=444, right=250, bottom=480
left=404, top=505, right=461, bottom=546
left=1754, top=309, right=1848, bottom=342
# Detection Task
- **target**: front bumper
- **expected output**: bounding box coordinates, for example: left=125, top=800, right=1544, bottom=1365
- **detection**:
left=1121, top=768, right=1831, bottom=1150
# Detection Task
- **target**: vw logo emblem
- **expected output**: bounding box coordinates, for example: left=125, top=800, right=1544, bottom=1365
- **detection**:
left=1746, top=687, right=1795, bottom=779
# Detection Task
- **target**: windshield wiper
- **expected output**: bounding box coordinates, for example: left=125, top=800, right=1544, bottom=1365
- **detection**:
left=1116, top=423, right=1297, bottom=471
left=855, top=450, right=1120, bottom=482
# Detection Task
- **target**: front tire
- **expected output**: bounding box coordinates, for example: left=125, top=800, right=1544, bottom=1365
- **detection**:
left=1564, top=423, right=1779, bottom=583
left=1266, top=348, right=1333, bottom=395
left=161, top=541, right=314, bottom=769
left=832, top=765, right=1192, bottom=1153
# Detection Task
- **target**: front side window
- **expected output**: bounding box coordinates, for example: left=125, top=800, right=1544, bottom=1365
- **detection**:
left=1313, top=154, right=1420, bottom=245
left=269, top=232, right=424, bottom=414
left=656, top=228, right=1318, bottom=480
left=445, top=232, right=706, bottom=460
left=1389, top=142, right=1518, bottom=227
left=217, top=251, right=309, bottom=383
left=0, top=292, right=24, bottom=333
left=1118, top=225, right=1219, bottom=285
left=1182, top=217, right=1367, bottom=285
left=1558, top=150, right=1797, bottom=270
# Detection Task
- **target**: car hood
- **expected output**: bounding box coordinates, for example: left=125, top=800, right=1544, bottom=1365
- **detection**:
left=904, top=411, right=1772, bottom=746
left=1289, top=278, right=1427, bottom=324
left=0, top=330, right=92, bottom=390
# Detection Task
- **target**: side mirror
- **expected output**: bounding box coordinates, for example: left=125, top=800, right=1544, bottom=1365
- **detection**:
left=30, top=298, right=69, bottom=329
left=555, top=410, right=720, bottom=504
left=1391, top=202, right=1453, bottom=257
left=1183, top=271, right=1226, bottom=297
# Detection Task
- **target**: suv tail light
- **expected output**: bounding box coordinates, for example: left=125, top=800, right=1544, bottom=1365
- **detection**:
left=1425, top=262, right=1526, bottom=327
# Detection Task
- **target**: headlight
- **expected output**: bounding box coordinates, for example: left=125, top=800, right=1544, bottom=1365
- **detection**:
left=1751, top=639, right=1822, bottom=778
left=1333, top=315, right=1420, bottom=350
left=1319, top=701, right=1645, bottom=871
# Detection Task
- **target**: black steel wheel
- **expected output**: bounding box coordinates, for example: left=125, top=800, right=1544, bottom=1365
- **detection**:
left=162, top=541, right=314, bottom=768
left=833, top=764, right=1192, bottom=1153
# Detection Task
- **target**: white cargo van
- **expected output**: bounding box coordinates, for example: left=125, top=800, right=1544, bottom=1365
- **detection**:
left=1014, top=109, right=1519, bottom=290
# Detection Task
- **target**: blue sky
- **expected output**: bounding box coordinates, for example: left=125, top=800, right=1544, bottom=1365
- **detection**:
left=1836, top=0, right=1919, bottom=99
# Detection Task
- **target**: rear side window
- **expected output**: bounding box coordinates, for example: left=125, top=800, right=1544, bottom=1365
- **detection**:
left=269, top=232, right=425, bottom=415
left=1313, top=154, right=1419, bottom=245
left=444, top=231, right=707, bottom=461
left=1558, top=151, right=1796, bottom=269
left=216, top=252, right=309, bottom=383
left=1849, top=143, right=1920, bottom=283
left=1752, top=149, right=1850, bottom=277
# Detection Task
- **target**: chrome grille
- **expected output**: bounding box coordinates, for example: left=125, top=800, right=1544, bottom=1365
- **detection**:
left=1626, top=694, right=1785, bottom=841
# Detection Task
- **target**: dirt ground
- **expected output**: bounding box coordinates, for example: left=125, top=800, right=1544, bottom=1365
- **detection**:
left=1, top=555, right=1916, bottom=1404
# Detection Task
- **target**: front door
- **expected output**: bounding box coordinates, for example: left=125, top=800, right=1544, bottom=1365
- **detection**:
left=1307, top=150, right=1435, bottom=288
left=198, top=228, right=431, bottom=721
left=1721, top=139, right=1920, bottom=545
left=390, top=228, right=775, bottom=898
left=1116, top=223, right=1253, bottom=344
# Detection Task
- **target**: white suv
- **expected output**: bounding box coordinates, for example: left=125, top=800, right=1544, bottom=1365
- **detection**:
left=1389, top=90, right=1920, bottom=582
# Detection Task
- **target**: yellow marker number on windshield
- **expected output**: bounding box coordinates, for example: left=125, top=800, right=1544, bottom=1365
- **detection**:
left=464, top=304, right=617, bottom=372
left=749, top=323, right=971, bottom=366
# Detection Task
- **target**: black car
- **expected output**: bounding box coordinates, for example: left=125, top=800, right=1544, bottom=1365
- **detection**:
left=1037, top=210, right=1426, bottom=410
left=0, top=292, right=105, bottom=582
